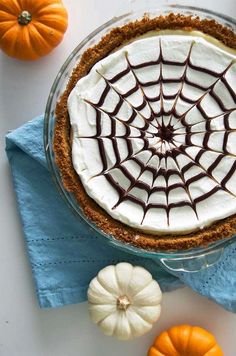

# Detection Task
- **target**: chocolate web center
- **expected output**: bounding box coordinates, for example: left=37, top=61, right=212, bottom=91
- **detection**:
left=157, top=124, right=174, bottom=142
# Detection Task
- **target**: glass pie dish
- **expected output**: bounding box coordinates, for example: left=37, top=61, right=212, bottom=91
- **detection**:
left=44, top=5, right=236, bottom=273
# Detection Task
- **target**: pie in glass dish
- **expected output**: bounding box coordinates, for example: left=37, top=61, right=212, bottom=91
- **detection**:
left=53, top=13, right=236, bottom=250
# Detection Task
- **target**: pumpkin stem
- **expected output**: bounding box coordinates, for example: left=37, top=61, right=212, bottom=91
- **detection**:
left=117, top=295, right=131, bottom=311
left=18, top=11, right=32, bottom=26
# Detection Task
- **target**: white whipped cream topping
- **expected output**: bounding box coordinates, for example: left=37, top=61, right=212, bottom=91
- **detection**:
left=68, top=32, right=236, bottom=234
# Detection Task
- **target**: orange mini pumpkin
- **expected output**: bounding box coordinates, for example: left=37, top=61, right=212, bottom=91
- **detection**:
left=0, top=0, right=68, bottom=60
left=148, top=325, right=223, bottom=356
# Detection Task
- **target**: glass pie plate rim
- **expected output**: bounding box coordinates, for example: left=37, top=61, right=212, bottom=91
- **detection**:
left=44, top=4, right=236, bottom=272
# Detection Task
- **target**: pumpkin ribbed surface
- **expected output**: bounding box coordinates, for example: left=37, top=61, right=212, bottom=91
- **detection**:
left=88, top=262, right=162, bottom=340
left=148, top=325, right=223, bottom=356
left=0, top=0, right=68, bottom=60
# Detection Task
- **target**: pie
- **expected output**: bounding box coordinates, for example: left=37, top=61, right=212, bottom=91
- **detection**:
left=54, top=13, right=236, bottom=250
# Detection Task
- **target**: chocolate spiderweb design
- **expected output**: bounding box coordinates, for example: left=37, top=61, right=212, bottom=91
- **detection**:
left=73, top=37, right=236, bottom=231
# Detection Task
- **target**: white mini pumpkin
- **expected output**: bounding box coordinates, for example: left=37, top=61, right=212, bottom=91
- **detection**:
left=87, top=262, right=162, bottom=340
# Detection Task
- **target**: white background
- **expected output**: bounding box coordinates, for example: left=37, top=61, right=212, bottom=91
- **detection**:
left=0, top=0, right=236, bottom=355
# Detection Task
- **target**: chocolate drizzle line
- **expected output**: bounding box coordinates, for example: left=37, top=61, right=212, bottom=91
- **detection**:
left=78, top=38, right=236, bottom=227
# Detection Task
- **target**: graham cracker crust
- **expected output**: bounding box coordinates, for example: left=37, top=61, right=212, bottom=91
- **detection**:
left=53, top=13, right=236, bottom=251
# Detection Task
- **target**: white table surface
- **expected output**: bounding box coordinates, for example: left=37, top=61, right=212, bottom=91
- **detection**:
left=1, top=0, right=236, bottom=355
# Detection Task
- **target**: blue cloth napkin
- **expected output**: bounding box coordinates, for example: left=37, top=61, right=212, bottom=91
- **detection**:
left=5, top=115, right=236, bottom=311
